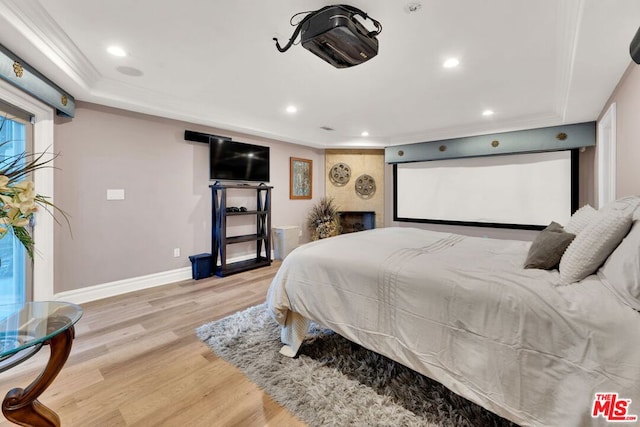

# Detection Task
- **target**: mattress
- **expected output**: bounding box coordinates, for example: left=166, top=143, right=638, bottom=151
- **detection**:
left=266, top=227, right=640, bottom=426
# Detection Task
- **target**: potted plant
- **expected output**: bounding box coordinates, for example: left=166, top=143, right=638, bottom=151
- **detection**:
left=307, top=197, right=341, bottom=240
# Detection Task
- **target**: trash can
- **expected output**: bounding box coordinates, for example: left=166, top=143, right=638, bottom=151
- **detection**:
left=189, top=253, right=213, bottom=279
left=272, top=226, right=300, bottom=260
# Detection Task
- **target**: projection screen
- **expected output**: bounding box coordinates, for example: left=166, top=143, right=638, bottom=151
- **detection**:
left=394, top=150, right=576, bottom=229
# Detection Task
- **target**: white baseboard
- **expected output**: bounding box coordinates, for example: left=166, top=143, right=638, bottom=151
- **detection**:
left=54, top=267, right=192, bottom=305
left=52, top=252, right=273, bottom=305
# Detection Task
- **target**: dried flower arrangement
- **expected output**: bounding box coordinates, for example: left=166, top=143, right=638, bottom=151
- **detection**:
left=307, top=197, right=341, bottom=240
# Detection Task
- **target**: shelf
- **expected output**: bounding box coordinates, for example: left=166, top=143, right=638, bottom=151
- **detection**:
left=225, top=210, right=267, bottom=216
left=216, top=257, right=271, bottom=276
left=210, top=184, right=273, bottom=190
left=226, top=233, right=268, bottom=244
left=211, top=184, right=272, bottom=277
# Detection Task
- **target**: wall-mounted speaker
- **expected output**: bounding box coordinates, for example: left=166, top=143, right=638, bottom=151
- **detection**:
left=630, top=26, right=640, bottom=64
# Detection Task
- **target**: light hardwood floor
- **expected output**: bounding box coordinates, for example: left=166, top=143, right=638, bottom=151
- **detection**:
left=0, top=263, right=306, bottom=427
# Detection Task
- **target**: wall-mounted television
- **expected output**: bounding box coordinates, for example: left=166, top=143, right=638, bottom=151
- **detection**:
left=209, top=137, right=270, bottom=182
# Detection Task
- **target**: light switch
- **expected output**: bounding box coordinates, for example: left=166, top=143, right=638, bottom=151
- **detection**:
left=107, top=189, right=125, bottom=200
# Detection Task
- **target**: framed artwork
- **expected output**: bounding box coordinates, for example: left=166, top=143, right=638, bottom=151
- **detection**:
left=290, top=157, right=312, bottom=199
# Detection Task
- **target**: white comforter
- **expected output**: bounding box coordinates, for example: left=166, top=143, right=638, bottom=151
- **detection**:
left=266, top=227, right=640, bottom=427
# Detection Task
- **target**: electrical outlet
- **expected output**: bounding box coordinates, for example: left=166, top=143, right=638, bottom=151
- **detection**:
left=173, top=248, right=180, bottom=257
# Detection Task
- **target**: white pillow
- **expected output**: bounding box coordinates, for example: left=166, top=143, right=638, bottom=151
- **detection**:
left=598, top=221, right=640, bottom=310
left=600, top=195, right=640, bottom=222
left=559, top=209, right=633, bottom=284
left=564, top=204, right=597, bottom=235
left=600, top=195, right=640, bottom=214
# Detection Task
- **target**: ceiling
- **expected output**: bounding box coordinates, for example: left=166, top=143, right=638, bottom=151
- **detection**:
left=0, top=0, right=638, bottom=148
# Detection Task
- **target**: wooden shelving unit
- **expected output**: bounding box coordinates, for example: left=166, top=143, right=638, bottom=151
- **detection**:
left=210, top=183, right=272, bottom=277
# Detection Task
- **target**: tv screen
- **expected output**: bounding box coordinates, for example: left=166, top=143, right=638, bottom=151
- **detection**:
left=209, top=138, right=270, bottom=182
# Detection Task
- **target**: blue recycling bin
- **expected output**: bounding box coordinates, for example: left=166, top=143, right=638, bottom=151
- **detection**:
left=189, top=253, right=213, bottom=280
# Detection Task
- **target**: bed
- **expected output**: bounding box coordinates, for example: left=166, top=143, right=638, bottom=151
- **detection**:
left=266, top=197, right=640, bottom=426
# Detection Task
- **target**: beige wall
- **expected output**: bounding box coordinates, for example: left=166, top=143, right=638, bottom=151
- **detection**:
left=53, top=102, right=324, bottom=293
left=598, top=63, right=640, bottom=198
left=325, top=149, right=385, bottom=229
left=50, top=63, right=639, bottom=293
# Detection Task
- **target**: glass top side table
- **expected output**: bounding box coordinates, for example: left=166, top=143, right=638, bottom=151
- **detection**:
left=0, top=301, right=83, bottom=427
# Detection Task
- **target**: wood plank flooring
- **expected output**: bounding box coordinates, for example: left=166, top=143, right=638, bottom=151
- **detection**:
left=0, top=262, right=306, bottom=427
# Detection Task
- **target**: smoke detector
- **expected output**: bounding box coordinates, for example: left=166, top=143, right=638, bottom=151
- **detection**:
left=404, top=2, right=422, bottom=13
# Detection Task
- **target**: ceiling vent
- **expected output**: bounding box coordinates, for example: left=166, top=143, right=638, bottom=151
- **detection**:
left=273, top=5, right=382, bottom=68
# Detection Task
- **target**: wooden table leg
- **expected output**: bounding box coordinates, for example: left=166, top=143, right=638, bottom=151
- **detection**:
left=2, top=325, right=75, bottom=427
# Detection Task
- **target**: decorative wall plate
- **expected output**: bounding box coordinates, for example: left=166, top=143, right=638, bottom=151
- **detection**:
left=329, top=162, right=351, bottom=186
left=355, top=174, right=376, bottom=199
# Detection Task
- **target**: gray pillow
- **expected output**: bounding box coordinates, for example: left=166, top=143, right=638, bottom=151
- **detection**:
left=524, top=222, right=576, bottom=270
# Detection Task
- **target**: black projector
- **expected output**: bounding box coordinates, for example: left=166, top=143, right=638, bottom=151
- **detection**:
left=273, top=5, right=382, bottom=69
left=300, top=5, right=379, bottom=68
left=631, top=26, right=640, bottom=64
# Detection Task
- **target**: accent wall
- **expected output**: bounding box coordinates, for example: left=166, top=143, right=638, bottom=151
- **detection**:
left=53, top=102, right=324, bottom=294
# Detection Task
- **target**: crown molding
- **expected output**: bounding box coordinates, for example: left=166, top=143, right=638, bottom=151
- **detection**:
left=0, top=0, right=100, bottom=90
left=386, top=111, right=563, bottom=147
left=554, top=0, right=586, bottom=122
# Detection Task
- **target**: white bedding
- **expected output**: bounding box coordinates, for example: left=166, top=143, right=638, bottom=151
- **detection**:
left=266, top=227, right=640, bottom=426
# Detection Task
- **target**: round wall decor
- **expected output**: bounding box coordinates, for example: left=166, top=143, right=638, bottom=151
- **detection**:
left=355, top=174, right=376, bottom=199
left=329, top=162, right=352, bottom=186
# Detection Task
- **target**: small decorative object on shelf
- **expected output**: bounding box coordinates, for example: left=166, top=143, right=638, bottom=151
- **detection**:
left=307, top=197, right=341, bottom=240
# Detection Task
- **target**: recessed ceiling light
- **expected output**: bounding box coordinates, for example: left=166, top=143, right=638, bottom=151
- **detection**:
left=443, top=58, right=459, bottom=68
left=286, top=105, right=297, bottom=114
left=107, top=46, right=127, bottom=57
left=361, top=131, right=369, bottom=137
left=482, top=110, right=495, bottom=116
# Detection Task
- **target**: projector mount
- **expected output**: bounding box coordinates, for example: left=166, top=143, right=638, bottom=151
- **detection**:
left=273, top=4, right=382, bottom=68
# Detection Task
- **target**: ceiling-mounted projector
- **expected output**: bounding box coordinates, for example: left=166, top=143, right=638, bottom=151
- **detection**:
left=631, top=26, right=640, bottom=64
left=273, top=5, right=382, bottom=68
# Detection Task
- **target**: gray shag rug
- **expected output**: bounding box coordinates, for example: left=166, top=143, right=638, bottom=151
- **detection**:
left=196, top=304, right=518, bottom=427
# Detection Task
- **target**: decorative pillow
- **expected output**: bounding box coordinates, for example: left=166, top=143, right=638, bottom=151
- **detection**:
left=598, top=221, right=640, bottom=310
left=559, top=209, right=633, bottom=284
left=600, top=196, right=640, bottom=224
left=600, top=196, right=640, bottom=214
left=564, top=204, right=597, bottom=235
left=524, top=222, right=576, bottom=270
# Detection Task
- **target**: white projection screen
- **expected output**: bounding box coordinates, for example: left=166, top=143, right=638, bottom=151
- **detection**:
left=394, top=151, right=576, bottom=229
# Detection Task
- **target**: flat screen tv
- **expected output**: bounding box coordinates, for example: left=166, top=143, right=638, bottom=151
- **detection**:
left=209, top=138, right=270, bottom=182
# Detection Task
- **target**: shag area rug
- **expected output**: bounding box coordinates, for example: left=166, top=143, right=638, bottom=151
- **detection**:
left=196, top=304, right=518, bottom=427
